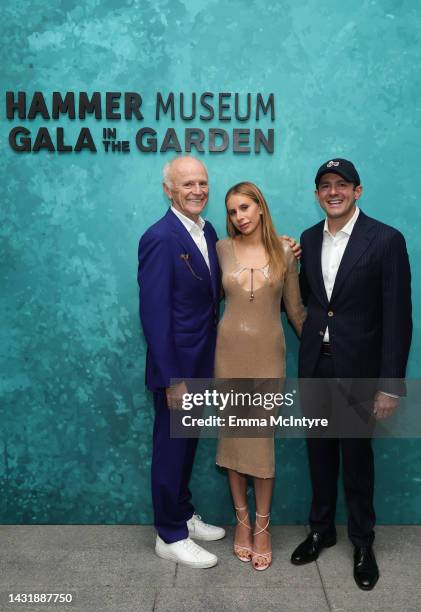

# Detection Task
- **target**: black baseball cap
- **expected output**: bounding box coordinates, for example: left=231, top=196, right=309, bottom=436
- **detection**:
left=315, top=158, right=360, bottom=187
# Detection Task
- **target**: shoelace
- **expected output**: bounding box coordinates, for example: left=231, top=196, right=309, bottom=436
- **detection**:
left=191, top=514, right=212, bottom=529
left=182, top=538, right=204, bottom=557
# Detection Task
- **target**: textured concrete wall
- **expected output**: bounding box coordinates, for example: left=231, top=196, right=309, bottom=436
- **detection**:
left=1, top=0, right=420, bottom=524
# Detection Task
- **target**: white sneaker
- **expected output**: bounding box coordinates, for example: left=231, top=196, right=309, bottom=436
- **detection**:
left=187, top=514, right=226, bottom=541
left=155, top=535, right=218, bottom=568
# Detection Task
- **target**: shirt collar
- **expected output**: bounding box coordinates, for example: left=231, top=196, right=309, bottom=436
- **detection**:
left=171, top=206, right=205, bottom=233
left=323, top=205, right=360, bottom=239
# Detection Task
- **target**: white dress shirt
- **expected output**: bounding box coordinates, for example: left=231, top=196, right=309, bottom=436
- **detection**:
left=171, top=206, right=210, bottom=270
left=321, top=206, right=360, bottom=341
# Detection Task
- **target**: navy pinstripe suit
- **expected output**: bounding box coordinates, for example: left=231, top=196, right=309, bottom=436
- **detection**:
left=298, top=209, right=412, bottom=545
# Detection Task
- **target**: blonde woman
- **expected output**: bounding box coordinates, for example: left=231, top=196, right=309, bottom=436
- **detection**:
left=215, top=182, right=306, bottom=570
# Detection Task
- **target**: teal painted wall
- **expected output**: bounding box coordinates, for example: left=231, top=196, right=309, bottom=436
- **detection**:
left=1, top=0, right=420, bottom=524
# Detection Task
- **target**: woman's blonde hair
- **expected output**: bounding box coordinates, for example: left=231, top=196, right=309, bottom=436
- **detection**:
left=225, top=182, right=285, bottom=280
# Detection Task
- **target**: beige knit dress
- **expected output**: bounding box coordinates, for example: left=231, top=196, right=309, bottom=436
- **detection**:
left=215, top=238, right=306, bottom=478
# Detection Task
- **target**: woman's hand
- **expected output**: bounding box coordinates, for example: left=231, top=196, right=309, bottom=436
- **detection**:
left=281, top=235, right=302, bottom=260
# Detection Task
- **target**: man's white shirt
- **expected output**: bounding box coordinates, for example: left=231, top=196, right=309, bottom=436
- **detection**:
left=171, top=206, right=210, bottom=270
left=321, top=206, right=360, bottom=342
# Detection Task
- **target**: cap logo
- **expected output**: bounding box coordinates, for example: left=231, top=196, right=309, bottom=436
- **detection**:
left=327, top=160, right=339, bottom=168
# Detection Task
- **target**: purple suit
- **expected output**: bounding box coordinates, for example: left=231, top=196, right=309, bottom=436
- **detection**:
left=138, top=208, right=220, bottom=542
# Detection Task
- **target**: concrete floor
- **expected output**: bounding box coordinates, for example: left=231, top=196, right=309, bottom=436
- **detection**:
left=0, top=525, right=420, bottom=611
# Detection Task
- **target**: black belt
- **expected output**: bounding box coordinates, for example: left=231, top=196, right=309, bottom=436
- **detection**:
left=321, top=342, right=332, bottom=356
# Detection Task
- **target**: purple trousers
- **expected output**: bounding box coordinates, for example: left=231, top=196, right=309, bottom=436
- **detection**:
left=151, top=391, right=197, bottom=543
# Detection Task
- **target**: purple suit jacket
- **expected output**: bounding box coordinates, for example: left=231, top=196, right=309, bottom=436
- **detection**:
left=138, top=209, right=220, bottom=391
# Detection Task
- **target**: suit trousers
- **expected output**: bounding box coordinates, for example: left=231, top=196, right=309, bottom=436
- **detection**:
left=306, top=354, right=376, bottom=547
left=151, top=391, right=197, bottom=543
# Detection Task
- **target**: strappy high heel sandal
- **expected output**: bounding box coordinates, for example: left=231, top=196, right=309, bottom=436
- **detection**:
left=252, top=512, right=272, bottom=571
left=233, top=505, right=252, bottom=562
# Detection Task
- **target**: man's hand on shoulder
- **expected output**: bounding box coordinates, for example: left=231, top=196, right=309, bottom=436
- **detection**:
left=281, top=235, right=302, bottom=260
left=373, top=391, right=399, bottom=420
left=166, top=381, right=188, bottom=410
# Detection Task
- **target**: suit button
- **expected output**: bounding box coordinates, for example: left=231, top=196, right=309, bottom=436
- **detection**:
left=319, top=331, right=324, bottom=336
left=327, top=310, right=334, bottom=317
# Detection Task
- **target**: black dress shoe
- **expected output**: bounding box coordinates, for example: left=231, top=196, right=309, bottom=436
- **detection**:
left=291, top=531, right=337, bottom=565
left=353, top=546, right=379, bottom=590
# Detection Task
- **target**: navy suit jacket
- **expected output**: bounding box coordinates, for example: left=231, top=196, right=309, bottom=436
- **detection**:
left=298, top=210, right=412, bottom=395
left=138, top=209, right=220, bottom=391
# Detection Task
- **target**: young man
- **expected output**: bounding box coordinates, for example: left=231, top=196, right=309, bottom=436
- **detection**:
left=291, top=159, right=412, bottom=590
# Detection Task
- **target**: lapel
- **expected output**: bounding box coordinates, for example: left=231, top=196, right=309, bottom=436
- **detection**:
left=204, top=222, right=219, bottom=301
left=164, top=209, right=213, bottom=293
left=306, top=221, right=329, bottom=306
left=330, top=210, right=375, bottom=302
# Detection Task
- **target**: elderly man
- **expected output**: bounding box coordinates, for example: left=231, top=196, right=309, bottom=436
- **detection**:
left=138, top=156, right=224, bottom=568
